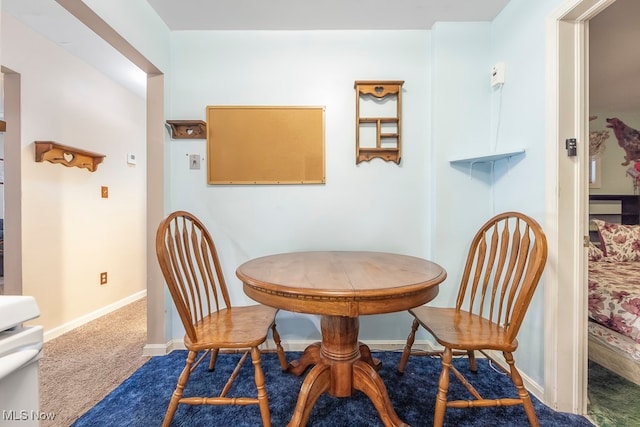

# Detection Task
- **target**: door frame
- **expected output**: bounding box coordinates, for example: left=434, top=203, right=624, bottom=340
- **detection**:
left=545, top=0, right=616, bottom=413
left=1, top=67, right=23, bottom=296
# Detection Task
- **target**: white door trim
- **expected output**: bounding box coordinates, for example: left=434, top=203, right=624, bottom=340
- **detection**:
left=545, top=0, right=616, bottom=414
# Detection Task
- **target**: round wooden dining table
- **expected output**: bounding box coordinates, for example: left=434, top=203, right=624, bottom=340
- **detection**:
left=236, top=251, right=446, bottom=427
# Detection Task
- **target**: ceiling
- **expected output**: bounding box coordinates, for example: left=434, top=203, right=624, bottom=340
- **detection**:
left=589, top=0, right=640, bottom=112
left=145, top=0, right=510, bottom=31
left=1, top=0, right=510, bottom=99
left=2, top=0, right=638, bottom=111
left=2, top=0, right=148, bottom=97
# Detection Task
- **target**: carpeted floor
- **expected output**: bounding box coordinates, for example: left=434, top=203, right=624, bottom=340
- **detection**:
left=39, top=298, right=149, bottom=427
left=41, top=298, right=634, bottom=426
left=71, top=350, right=594, bottom=427
left=587, top=360, right=640, bottom=427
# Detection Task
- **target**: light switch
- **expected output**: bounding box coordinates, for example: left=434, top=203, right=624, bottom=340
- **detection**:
left=127, top=153, right=137, bottom=165
left=189, top=154, right=201, bottom=170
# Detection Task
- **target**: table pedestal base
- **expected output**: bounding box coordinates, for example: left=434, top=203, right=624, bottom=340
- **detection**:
left=287, top=316, right=408, bottom=427
left=288, top=342, right=381, bottom=376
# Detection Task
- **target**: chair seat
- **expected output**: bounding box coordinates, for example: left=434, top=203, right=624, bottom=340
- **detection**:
left=186, top=305, right=278, bottom=351
left=409, top=306, right=518, bottom=352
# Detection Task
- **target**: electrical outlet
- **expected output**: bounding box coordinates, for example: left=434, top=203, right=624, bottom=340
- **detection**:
left=101, top=186, right=108, bottom=198
left=100, top=272, right=108, bottom=285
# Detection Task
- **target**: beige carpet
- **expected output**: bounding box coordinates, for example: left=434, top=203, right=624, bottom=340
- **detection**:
left=39, top=297, right=150, bottom=427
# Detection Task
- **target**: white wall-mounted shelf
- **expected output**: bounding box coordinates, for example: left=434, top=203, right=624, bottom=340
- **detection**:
left=449, top=149, right=525, bottom=165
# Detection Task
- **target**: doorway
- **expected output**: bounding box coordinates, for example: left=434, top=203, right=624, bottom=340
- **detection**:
left=0, top=72, right=4, bottom=294
left=547, top=0, right=636, bottom=417
left=0, top=68, right=22, bottom=297
left=586, top=0, right=640, bottom=423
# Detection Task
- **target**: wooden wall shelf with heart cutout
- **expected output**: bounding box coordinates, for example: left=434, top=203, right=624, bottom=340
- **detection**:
left=165, top=120, right=207, bottom=139
left=355, top=80, right=404, bottom=165
left=34, top=141, right=106, bottom=172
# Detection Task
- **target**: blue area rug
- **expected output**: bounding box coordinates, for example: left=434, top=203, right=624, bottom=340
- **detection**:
left=73, top=351, right=593, bottom=426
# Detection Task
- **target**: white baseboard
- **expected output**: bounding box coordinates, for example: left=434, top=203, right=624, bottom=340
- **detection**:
left=269, top=339, right=437, bottom=353
left=44, top=290, right=146, bottom=342
left=146, top=339, right=437, bottom=356
left=142, top=343, right=170, bottom=356
left=143, top=339, right=184, bottom=356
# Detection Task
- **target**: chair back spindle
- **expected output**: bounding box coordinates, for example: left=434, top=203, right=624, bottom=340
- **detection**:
left=156, top=211, right=232, bottom=342
left=455, top=212, right=547, bottom=342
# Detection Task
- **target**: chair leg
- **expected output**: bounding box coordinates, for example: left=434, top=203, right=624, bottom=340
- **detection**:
left=271, top=323, right=288, bottom=371
left=434, top=347, right=453, bottom=427
left=163, top=350, right=196, bottom=427
left=208, top=348, right=219, bottom=372
left=467, top=350, right=477, bottom=372
left=251, top=346, right=272, bottom=427
left=504, top=351, right=539, bottom=427
left=397, top=318, right=420, bottom=374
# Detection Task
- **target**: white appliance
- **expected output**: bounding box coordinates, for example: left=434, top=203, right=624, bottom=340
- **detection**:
left=0, top=296, right=43, bottom=427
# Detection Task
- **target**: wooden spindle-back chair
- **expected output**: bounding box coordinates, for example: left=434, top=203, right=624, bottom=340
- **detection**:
left=397, top=212, right=548, bottom=426
left=156, top=211, right=287, bottom=427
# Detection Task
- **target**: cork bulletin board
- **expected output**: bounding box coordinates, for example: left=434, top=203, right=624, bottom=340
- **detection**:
left=206, top=106, right=326, bottom=184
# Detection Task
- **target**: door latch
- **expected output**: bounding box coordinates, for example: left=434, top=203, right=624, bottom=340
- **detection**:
left=565, top=138, right=577, bottom=157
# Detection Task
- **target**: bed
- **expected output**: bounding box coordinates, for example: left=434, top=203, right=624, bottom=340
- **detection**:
left=588, top=217, right=640, bottom=384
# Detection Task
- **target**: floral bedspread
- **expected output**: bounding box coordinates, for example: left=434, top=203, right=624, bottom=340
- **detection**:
left=588, top=321, right=640, bottom=361
left=589, top=261, right=640, bottom=343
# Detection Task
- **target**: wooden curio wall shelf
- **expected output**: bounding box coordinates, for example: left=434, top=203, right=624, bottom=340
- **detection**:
left=166, top=120, right=207, bottom=139
left=34, top=141, right=105, bottom=172
left=355, top=80, right=404, bottom=164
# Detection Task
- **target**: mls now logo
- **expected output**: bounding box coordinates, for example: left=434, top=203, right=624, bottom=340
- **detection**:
left=2, top=410, right=29, bottom=421
left=3, top=410, right=57, bottom=421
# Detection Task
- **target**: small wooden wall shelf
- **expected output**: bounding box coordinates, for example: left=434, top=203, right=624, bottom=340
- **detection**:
left=355, top=80, right=404, bottom=164
left=166, top=120, right=206, bottom=139
left=34, top=141, right=105, bottom=172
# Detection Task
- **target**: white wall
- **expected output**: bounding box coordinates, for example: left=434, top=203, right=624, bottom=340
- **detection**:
left=428, top=0, right=562, bottom=388
left=1, top=14, right=147, bottom=332
left=485, top=0, right=562, bottom=385
left=166, top=30, right=433, bottom=342
left=430, top=22, right=493, bottom=310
